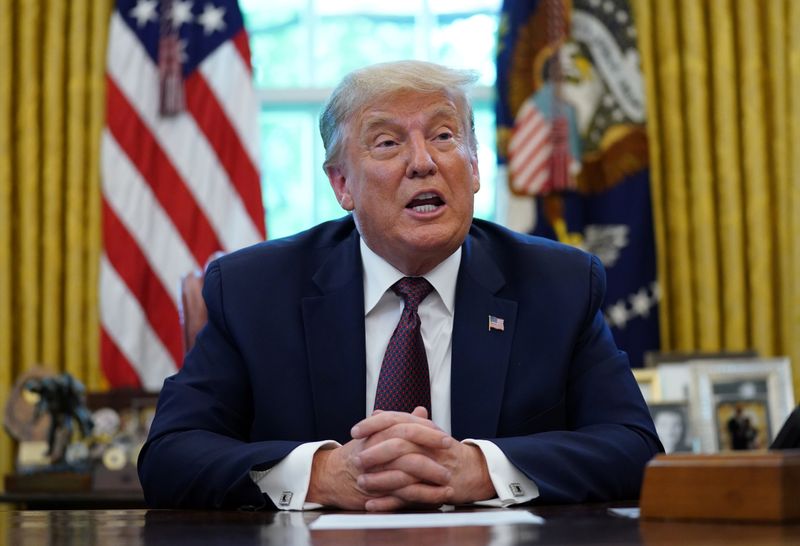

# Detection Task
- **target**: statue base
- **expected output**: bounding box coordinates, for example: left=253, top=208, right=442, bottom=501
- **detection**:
left=5, top=471, right=91, bottom=494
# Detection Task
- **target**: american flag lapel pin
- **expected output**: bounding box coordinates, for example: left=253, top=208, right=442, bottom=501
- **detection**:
left=488, top=315, right=505, bottom=332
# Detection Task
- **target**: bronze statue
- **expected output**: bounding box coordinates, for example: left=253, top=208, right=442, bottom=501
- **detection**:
left=24, top=374, right=94, bottom=463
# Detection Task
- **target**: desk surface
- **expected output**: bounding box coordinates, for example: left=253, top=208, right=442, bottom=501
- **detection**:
left=1, top=504, right=798, bottom=546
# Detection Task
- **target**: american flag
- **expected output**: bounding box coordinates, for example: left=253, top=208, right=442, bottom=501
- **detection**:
left=506, top=0, right=573, bottom=196
left=488, top=315, right=505, bottom=332
left=100, top=0, right=265, bottom=390
left=508, top=98, right=555, bottom=195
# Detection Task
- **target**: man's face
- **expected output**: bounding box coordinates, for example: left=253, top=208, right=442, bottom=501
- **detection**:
left=326, top=90, right=480, bottom=275
left=654, top=411, right=684, bottom=453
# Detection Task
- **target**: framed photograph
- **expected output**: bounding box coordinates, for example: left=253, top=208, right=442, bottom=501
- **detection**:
left=633, top=369, right=661, bottom=403
left=716, top=399, right=770, bottom=451
left=643, top=350, right=757, bottom=368
left=655, top=363, right=692, bottom=402
left=648, top=402, right=694, bottom=454
left=645, top=352, right=759, bottom=402
left=689, top=358, right=795, bottom=453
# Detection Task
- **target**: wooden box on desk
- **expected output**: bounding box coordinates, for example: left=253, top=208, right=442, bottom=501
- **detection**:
left=640, top=451, right=800, bottom=522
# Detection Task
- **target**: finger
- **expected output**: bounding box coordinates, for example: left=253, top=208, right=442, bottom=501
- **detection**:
left=360, top=454, right=451, bottom=487
left=362, top=422, right=452, bottom=452
left=411, top=406, right=428, bottom=419
left=356, top=436, right=449, bottom=470
left=380, top=483, right=453, bottom=507
left=351, top=411, right=439, bottom=439
left=385, top=453, right=452, bottom=485
left=364, top=495, right=408, bottom=512
left=356, top=469, right=417, bottom=493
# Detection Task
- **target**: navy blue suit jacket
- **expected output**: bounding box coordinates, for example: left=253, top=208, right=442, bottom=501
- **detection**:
left=138, top=216, right=661, bottom=509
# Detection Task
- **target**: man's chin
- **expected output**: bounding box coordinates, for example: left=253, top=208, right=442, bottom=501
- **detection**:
left=398, top=232, right=465, bottom=269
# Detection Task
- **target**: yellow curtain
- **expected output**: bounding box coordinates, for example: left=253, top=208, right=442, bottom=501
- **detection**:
left=633, top=0, right=800, bottom=397
left=0, top=0, right=112, bottom=483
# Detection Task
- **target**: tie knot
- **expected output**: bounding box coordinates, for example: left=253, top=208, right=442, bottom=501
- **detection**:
left=392, top=277, right=434, bottom=311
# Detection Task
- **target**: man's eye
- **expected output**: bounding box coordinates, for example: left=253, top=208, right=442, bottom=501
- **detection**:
left=436, top=132, right=453, bottom=141
left=376, top=139, right=396, bottom=148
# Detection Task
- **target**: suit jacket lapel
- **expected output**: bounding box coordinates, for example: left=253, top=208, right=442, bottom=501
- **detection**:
left=451, top=233, right=517, bottom=440
left=302, top=228, right=366, bottom=443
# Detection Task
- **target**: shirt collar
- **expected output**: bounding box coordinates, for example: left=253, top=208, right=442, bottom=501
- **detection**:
left=361, top=239, right=461, bottom=316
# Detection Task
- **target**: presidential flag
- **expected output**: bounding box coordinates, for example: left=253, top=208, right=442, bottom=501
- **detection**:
left=496, top=0, right=659, bottom=366
left=100, top=0, right=265, bottom=390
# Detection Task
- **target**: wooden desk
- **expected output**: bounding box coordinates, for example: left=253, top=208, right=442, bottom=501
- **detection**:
left=0, top=504, right=798, bottom=546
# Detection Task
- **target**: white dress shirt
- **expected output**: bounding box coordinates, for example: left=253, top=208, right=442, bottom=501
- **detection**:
left=251, top=239, right=538, bottom=509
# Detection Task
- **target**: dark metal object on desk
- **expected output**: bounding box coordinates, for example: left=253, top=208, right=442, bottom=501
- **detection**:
left=23, top=373, right=94, bottom=464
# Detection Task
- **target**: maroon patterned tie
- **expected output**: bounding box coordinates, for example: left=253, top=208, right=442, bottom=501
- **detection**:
left=374, top=277, right=434, bottom=417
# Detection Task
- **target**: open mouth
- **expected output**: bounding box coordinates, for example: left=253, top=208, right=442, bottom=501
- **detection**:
left=406, top=191, right=445, bottom=213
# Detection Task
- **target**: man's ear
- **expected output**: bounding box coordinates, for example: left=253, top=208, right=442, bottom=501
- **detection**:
left=471, top=155, right=480, bottom=194
left=326, top=165, right=354, bottom=211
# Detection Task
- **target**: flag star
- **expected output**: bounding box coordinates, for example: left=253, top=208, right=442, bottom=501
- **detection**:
left=650, top=281, right=661, bottom=301
left=198, top=3, right=226, bottom=35
left=607, top=301, right=630, bottom=329
left=129, top=0, right=158, bottom=27
left=629, top=288, right=652, bottom=318
left=171, top=0, right=195, bottom=28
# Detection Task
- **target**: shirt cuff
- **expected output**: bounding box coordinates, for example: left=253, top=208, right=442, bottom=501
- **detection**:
left=249, top=440, right=340, bottom=510
left=463, top=439, right=539, bottom=506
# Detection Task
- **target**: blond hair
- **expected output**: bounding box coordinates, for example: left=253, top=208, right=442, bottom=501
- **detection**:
left=319, top=60, right=479, bottom=170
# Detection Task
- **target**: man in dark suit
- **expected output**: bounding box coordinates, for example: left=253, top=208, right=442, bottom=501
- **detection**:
left=138, top=60, right=661, bottom=511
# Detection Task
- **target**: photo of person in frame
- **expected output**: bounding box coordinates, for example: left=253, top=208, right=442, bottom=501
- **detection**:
left=716, top=400, right=770, bottom=451
left=648, top=403, right=693, bottom=454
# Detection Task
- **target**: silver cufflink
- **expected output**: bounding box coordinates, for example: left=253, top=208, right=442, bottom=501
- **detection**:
left=509, top=483, right=524, bottom=497
left=279, top=491, right=293, bottom=506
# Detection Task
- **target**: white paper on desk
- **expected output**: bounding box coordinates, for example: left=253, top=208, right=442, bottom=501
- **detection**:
left=309, top=510, right=544, bottom=530
left=607, top=507, right=640, bottom=519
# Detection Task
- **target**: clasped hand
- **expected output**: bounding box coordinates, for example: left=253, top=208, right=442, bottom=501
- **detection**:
left=306, top=407, right=494, bottom=511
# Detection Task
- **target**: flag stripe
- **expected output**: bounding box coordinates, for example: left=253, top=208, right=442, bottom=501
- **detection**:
left=522, top=161, right=551, bottom=194
left=185, top=71, right=264, bottom=234
left=232, top=28, right=253, bottom=72
left=100, top=254, right=178, bottom=390
left=105, top=78, right=222, bottom=265
left=101, top=130, right=198, bottom=305
left=101, top=327, right=142, bottom=389
left=198, top=37, right=261, bottom=169
left=512, top=143, right=549, bottom=184
left=513, top=128, right=551, bottom=180
left=509, top=98, right=554, bottom=195
left=509, top=110, right=547, bottom=162
left=509, top=120, right=549, bottom=173
left=102, top=198, right=183, bottom=365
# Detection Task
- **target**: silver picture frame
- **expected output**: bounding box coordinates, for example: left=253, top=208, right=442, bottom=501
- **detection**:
left=688, top=358, right=795, bottom=453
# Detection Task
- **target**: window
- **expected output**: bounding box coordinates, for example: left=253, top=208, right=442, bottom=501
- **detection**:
left=241, top=0, right=502, bottom=239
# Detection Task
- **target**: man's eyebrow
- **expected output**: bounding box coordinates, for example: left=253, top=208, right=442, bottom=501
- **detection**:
left=361, top=115, right=398, bottom=136
left=428, top=106, right=460, bottom=123
left=360, top=106, right=462, bottom=135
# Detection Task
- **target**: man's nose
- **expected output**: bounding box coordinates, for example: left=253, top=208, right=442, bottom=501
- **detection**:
left=405, top=135, right=437, bottom=178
